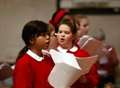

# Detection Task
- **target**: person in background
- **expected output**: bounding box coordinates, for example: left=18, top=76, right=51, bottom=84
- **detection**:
left=74, top=15, right=90, bottom=39
left=73, top=14, right=99, bottom=88
left=13, top=20, right=54, bottom=88
left=94, top=29, right=119, bottom=88
left=73, top=14, right=93, bottom=49
left=0, top=63, right=12, bottom=88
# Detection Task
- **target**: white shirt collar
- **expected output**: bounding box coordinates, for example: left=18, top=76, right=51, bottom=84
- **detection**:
left=57, top=45, right=78, bottom=53
left=57, top=46, right=67, bottom=53
left=27, top=49, right=44, bottom=61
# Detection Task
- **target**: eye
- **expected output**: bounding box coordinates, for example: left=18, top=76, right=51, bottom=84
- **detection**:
left=40, top=33, right=50, bottom=37
left=64, top=31, right=70, bottom=34
left=77, top=22, right=80, bottom=26
left=58, top=30, right=62, bottom=34
left=83, top=24, right=89, bottom=27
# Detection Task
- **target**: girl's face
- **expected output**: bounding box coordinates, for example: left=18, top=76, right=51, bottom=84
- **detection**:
left=31, top=33, right=50, bottom=51
left=56, top=24, right=74, bottom=49
left=77, top=18, right=89, bottom=38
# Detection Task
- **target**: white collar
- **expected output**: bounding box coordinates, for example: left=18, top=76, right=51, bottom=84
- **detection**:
left=27, top=49, right=44, bottom=61
left=57, top=46, right=67, bottom=53
left=57, top=46, right=78, bottom=53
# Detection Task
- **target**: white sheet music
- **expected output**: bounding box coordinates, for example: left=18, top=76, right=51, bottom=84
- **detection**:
left=48, top=49, right=98, bottom=88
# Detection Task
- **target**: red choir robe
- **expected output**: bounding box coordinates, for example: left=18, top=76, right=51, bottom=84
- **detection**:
left=13, top=49, right=54, bottom=88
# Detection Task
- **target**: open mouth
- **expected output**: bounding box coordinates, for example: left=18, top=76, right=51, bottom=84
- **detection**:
left=45, top=42, right=49, bottom=48
left=60, top=38, right=65, bottom=42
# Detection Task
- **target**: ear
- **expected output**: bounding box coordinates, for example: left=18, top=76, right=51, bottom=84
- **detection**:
left=29, top=38, right=35, bottom=45
left=54, top=33, right=59, bottom=36
left=73, top=34, right=78, bottom=43
left=73, top=33, right=77, bottom=39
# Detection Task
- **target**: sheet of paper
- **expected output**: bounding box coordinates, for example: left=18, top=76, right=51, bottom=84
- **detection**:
left=76, top=55, right=98, bottom=75
left=49, top=49, right=80, bottom=69
left=48, top=49, right=98, bottom=88
left=48, top=62, right=81, bottom=88
left=77, top=35, right=91, bottom=47
left=80, top=36, right=103, bottom=56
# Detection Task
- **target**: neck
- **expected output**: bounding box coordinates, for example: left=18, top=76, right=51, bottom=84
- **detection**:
left=30, top=48, right=43, bottom=57
left=60, top=43, right=73, bottom=50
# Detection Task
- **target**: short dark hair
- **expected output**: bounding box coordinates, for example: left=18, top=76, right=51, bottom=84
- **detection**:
left=22, top=20, right=48, bottom=45
left=16, top=20, right=48, bottom=61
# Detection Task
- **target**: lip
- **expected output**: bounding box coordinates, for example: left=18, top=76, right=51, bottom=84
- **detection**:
left=46, top=42, right=49, bottom=46
left=59, top=38, right=65, bottom=43
left=45, top=42, right=49, bottom=47
left=44, top=44, right=49, bottom=49
left=60, top=37, right=65, bottom=40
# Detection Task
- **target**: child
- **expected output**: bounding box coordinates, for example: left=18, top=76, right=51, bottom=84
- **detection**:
left=73, top=15, right=99, bottom=88
left=13, top=20, right=54, bottom=88
left=48, top=9, right=71, bottom=49
left=52, top=17, right=98, bottom=88
left=74, top=15, right=90, bottom=39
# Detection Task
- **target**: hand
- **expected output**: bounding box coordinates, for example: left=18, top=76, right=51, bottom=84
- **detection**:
left=79, top=75, right=88, bottom=83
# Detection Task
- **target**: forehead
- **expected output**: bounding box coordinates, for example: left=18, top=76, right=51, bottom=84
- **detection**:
left=59, top=24, right=71, bottom=31
left=80, top=18, right=88, bottom=22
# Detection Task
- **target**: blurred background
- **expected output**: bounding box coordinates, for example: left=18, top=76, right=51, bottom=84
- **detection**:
left=0, top=0, right=120, bottom=88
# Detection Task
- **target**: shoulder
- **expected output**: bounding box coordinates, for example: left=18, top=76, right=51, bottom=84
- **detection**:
left=72, top=45, right=90, bottom=57
left=77, top=49, right=90, bottom=57
left=15, top=54, right=32, bottom=69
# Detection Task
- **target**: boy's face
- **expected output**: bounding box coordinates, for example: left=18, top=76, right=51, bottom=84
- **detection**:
left=31, top=34, right=50, bottom=50
left=56, top=24, right=74, bottom=48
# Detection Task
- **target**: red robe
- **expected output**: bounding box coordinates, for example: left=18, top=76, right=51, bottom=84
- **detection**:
left=13, top=49, right=54, bottom=88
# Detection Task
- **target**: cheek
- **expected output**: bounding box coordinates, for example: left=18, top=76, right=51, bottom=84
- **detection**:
left=77, top=30, right=82, bottom=34
left=36, top=40, right=43, bottom=46
left=77, top=31, right=82, bottom=38
left=81, top=28, right=88, bottom=33
left=37, top=39, right=46, bottom=46
left=86, top=27, right=89, bottom=31
left=84, top=28, right=89, bottom=34
left=66, top=35, right=74, bottom=42
left=56, top=35, right=60, bottom=40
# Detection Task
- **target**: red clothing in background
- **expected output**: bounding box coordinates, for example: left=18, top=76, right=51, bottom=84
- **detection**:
left=97, top=45, right=119, bottom=88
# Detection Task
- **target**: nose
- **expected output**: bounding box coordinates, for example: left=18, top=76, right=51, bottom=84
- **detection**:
left=46, top=35, right=50, bottom=40
left=60, top=32, right=65, bottom=37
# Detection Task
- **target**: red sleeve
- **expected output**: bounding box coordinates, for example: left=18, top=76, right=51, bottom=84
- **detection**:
left=13, top=59, right=33, bottom=88
left=73, top=49, right=99, bottom=88
left=85, top=63, right=99, bottom=87
left=80, top=49, right=99, bottom=87
left=107, top=46, right=119, bottom=66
